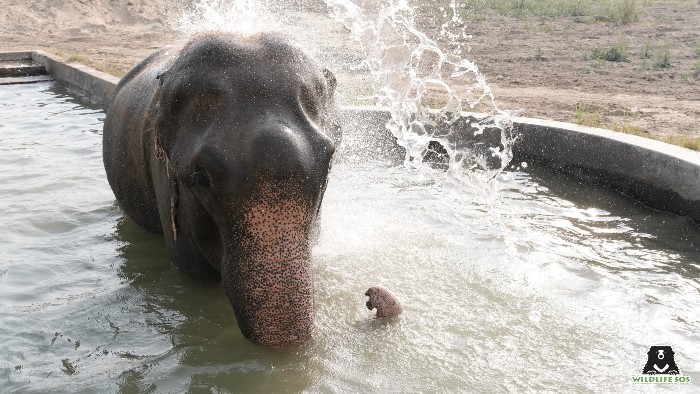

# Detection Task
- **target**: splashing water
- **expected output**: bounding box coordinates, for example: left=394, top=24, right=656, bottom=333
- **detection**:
left=7, top=5, right=700, bottom=391
left=176, top=0, right=280, bottom=35
left=439, top=0, right=472, bottom=54
left=172, top=0, right=517, bottom=195
left=325, top=0, right=517, bottom=192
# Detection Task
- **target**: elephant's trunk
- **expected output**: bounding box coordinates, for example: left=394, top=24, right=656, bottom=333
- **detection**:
left=222, top=194, right=315, bottom=348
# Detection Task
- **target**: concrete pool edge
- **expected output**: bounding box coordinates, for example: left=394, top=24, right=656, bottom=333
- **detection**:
left=6, top=50, right=700, bottom=223
left=1, top=50, right=119, bottom=104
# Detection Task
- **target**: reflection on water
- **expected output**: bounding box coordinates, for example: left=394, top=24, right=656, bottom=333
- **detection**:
left=1, top=82, right=699, bottom=392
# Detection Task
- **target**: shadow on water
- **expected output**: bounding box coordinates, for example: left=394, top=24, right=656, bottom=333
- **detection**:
left=110, top=215, right=315, bottom=393
left=46, top=81, right=108, bottom=114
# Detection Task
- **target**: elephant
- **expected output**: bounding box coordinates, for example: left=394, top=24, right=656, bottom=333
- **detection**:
left=103, top=32, right=341, bottom=348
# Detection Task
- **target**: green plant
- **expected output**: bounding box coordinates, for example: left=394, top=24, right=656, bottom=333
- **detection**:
left=638, top=58, right=652, bottom=71
left=654, top=44, right=672, bottom=68
left=542, top=23, right=555, bottom=33
left=514, top=0, right=526, bottom=18
left=535, top=46, right=546, bottom=60
left=584, top=58, right=607, bottom=73
left=679, top=72, right=695, bottom=83
left=610, top=108, right=649, bottom=137
left=640, top=41, right=653, bottom=59
left=608, top=39, right=630, bottom=62
left=575, top=104, right=601, bottom=128
left=590, top=38, right=629, bottom=62
left=593, top=0, right=640, bottom=24
left=611, top=110, right=646, bottom=136
left=617, top=0, right=640, bottom=24
left=663, top=135, right=700, bottom=151
left=693, top=60, right=700, bottom=76
left=613, top=122, right=646, bottom=136
left=694, top=40, right=700, bottom=58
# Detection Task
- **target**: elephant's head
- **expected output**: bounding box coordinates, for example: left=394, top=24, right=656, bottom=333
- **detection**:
left=153, top=33, right=340, bottom=347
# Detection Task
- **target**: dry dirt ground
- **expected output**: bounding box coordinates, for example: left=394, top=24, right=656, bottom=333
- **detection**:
left=1, top=0, right=698, bottom=140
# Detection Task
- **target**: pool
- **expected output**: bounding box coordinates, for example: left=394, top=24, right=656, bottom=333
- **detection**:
left=1, top=81, right=698, bottom=392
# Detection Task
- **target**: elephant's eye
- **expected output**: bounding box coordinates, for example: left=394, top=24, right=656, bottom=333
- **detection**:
left=169, top=85, right=220, bottom=124
left=190, top=94, right=219, bottom=123
left=187, top=169, right=210, bottom=188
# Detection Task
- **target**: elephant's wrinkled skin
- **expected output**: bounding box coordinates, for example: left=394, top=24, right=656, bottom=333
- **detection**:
left=103, top=32, right=340, bottom=348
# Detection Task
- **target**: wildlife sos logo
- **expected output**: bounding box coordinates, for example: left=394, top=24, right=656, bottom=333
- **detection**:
left=631, top=346, right=691, bottom=384
left=642, top=346, right=679, bottom=375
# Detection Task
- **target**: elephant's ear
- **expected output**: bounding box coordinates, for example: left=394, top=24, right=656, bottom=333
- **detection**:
left=320, top=68, right=342, bottom=149
left=153, top=69, right=177, bottom=158
left=152, top=98, right=169, bottom=162
left=152, top=69, right=180, bottom=241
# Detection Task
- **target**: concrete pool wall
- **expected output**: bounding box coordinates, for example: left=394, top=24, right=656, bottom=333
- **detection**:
left=4, top=49, right=700, bottom=224
left=0, top=50, right=118, bottom=102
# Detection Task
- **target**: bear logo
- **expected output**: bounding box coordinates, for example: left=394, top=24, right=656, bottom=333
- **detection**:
left=642, top=346, right=680, bottom=375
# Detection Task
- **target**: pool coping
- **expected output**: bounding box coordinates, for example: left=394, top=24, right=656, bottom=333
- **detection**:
left=0, top=50, right=120, bottom=104
left=4, top=49, right=700, bottom=223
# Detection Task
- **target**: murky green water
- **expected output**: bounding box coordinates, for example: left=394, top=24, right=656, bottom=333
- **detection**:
left=1, top=81, right=698, bottom=392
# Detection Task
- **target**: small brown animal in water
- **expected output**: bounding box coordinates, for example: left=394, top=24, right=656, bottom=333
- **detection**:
left=365, top=286, right=403, bottom=318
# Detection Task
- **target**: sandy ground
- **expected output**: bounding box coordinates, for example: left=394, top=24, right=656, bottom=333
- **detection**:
left=1, top=0, right=698, bottom=139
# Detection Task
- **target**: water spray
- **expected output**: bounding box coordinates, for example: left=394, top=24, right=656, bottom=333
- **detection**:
left=325, top=0, right=517, bottom=187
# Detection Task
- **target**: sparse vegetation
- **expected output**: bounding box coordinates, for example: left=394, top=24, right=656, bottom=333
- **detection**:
left=535, top=46, right=546, bottom=60
left=693, top=60, right=700, bottom=76
left=589, top=39, right=629, bottom=62
left=638, top=59, right=652, bottom=71
left=654, top=43, right=672, bottom=68
left=455, top=0, right=643, bottom=24
left=611, top=111, right=646, bottom=136
left=663, top=135, right=700, bottom=151
left=65, top=54, right=88, bottom=63
left=584, top=58, right=607, bottom=73
left=694, top=40, right=700, bottom=58
left=637, top=41, right=674, bottom=70
left=574, top=105, right=700, bottom=152
left=679, top=72, right=695, bottom=82
left=574, top=105, right=646, bottom=136
left=640, top=41, right=653, bottom=59
left=616, top=0, right=640, bottom=24
left=638, top=42, right=654, bottom=70
left=574, top=104, right=601, bottom=128
left=64, top=54, right=123, bottom=77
